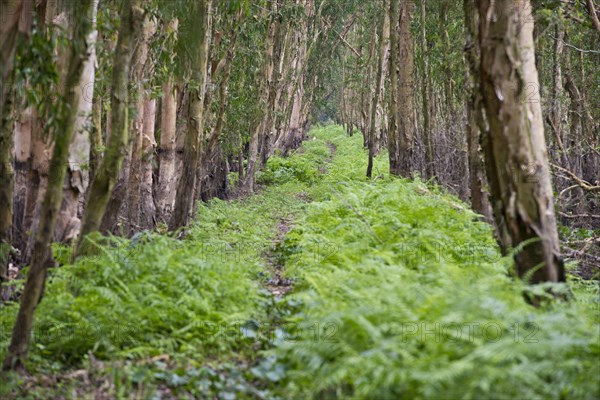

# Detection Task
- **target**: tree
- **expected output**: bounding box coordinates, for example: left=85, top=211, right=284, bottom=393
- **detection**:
left=3, top=0, right=96, bottom=371
left=242, top=0, right=279, bottom=193
left=478, top=0, right=565, bottom=284
left=77, top=0, right=144, bottom=252
left=169, top=0, right=213, bottom=230
left=0, top=0, right=26, bottom=287
left=463, top=0, right=493, bottom=223
left=388, top=0, right=415, bottom=177
left=367, top=0, right=386, bottom=178
left=54, top=0, right=100, bottom=243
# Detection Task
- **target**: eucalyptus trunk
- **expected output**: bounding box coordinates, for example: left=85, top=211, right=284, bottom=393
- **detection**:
left=77, top=0, right=143, bottom=252
left=478, top=0, right=565, bottom=284
left=169, top=0, right=212, bottom=230
left=389, top=0, right=415, bottom=177
left=243, top=0, right=278, bottom=192
left=463, top=0, right=493, bottom=223
left=55, top=0, right=99, bottom=243
left=156, top=80, right=178, bottom=223
left=0, top=0, right=25, bottom=283
left=3, top=0, right=96, bottom=371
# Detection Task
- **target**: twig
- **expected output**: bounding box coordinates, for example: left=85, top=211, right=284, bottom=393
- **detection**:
left=550, top=163, right=600, bottom=191
left=333, top=28, right=361, bottom=57
left=563, top=246, right=600, bottom=263
left=549, top=34, right=600, bottom=53
left=558, top=211, right=600, bottom=219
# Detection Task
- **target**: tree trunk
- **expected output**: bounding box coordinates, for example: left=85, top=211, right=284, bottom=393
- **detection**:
left=169, top=0, right=212, bottom=230
left=478, top=0, right=565, bottom=284
left=140, top=98, right=156, bottom=229
left=156, top=80, right=177, bottom=223
left=389, top=0, right=415, bottom=177
left=419, top=0, right=434, bottom=179
left=0, top=0, right=25, bottom=284
left=3, top=0, right=96, bottom=371
left=77, top=0, right=143, bottom=252
left=367, top=4, right=386, bottom=178
left=463, top=0, right=493, bottom=223
left=243, top=0, right=278, bottom=192
left=55, top=0, right=99, bottom=243
left=125, top=16, right=155, bottom=235
left=89, top=95, right=102, bottom=182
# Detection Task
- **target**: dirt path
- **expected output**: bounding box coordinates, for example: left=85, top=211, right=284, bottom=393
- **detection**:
left=265, top=217, right=294, bottom=297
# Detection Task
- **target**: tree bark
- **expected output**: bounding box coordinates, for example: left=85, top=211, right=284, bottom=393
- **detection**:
left=419, top=0, right=434, bottom=179
left=478, top=0, right=565, bottom=284
left=0, top=0, right=25, bottom=284
left=77, top=0, right=143, bottom=252
left=140, top=98, right=156, bottom=229
left=367, top=3, right=386, bottom=178
left=89, top=92, right=102, bottom=182
left=3, top=0, right=96, bottom=371
left=169, top=0, right=212, bottom=230
left=125, top=15, right=155, bottom=234
left=156, top=80, right=178, bottom=223
left=463, top=0, right=493, bottom=224
left=54, top=0, right=99, bottom=243
left=243, top=0, right=278, bottom=192
left=389, top=0, right=415, bottom=177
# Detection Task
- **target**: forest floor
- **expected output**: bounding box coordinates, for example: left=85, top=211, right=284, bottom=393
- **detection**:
left=0, top=125, right=599, bottom=399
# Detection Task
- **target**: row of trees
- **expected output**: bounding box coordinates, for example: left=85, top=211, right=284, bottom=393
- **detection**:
left=0, top=0, right=598, bottom=371
left=0, top=0, right=326, bottom=370
left=326, top=0, right=599, bottom=284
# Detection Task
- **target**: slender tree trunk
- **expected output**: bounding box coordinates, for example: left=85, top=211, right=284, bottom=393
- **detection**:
left=0, top=0, right=26, bottom=284
left=3, top=0, right=95, bottom=371
left=156, top=80, right=177, bottom=223
left=478, top=0, right=565, bottom=284
left=125, top=16, right=155, bottom=234
left=140, top=98, right=156, bottom=229
left=463, top=0, right=493, bottom=223
left=200, top=16, right=240, bottom=200
left=89, top=95, right=103, bottom=178
left=419, top=0, right=434, bottom=179
left=169, top=0, right=212, bottom=230
left=12, top=106, right=31, bottom=265
left=367, top=4, right=386, bottom=178
left=243, top=0, right=277, bottom=192
left=77, top=0, right=143, bottom=252
left=55, top=0, right=99, bottom=243
left=389, top=0, right=415, bottom=177
left=387, top=0, right=400, bottom=172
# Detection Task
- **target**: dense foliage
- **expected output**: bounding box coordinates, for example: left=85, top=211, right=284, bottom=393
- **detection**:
left=2, top=125, right=597, bottom=399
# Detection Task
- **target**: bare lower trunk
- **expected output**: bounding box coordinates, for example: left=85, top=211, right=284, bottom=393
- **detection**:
left=389, top=0, right=415, bottom=176
left=478, top=0, right=565, bottom=284
left=55, top=0, right=99, bottom=243
left=77, top=0, right=143, bottom=252
left=3, top=0, right=95, bottom=371
left=243, top=0, right=278, bottom=192
left=367, top=6, right=386, bottom=178
left=125, top=16, right=155, bottom=234
left=420, top=0, right=434, bottom=179
left=140, top=98, right=156, bottom=229
left=463, top=0, right=493, bottom=223
left=169, top=0, right=212, bottom=230
left=156, top=81, right=178, bottom=223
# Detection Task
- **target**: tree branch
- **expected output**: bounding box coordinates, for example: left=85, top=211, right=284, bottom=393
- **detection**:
left=550, top=163, right=600, bottom=191
left=586, top=0, right=600, bottom=35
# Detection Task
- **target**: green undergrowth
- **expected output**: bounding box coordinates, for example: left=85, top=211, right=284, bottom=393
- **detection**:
left=0, top=125, right=598, bottom=399
left=266, top=126, right=600, bottom=399
left=0, top=131, right=333, bottom=398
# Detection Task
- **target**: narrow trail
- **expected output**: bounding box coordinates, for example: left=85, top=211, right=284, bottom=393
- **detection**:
left=263, top=140, right=337, bottom=298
